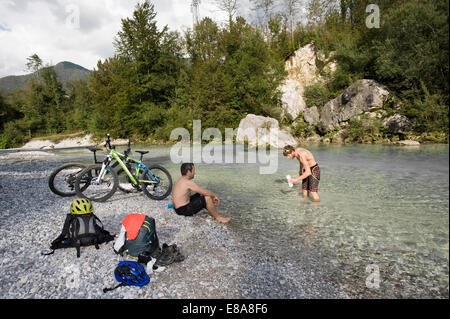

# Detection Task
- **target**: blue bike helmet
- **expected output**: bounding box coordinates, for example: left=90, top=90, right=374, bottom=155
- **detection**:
left=103, top=261, right=149, bottom=293
left=114, top=261, right=150, bottom=286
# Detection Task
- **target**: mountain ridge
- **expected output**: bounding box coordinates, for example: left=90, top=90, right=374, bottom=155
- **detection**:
left=0, top=61, right=92, bottom=95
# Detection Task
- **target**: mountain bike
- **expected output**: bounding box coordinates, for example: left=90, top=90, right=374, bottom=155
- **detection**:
left=74, top=134, right=172, bottom=202
left=48, top=146, right=130, bottom=197
left=48, top=146, right=103, bottom=197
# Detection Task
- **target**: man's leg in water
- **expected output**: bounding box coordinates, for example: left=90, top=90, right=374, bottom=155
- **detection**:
left=302, top=177, right=309, bottom=199
left=205, top=196, right=230, bottom=223
left=310, top=192, right=320, bottom=202
left=302, top=189, right=309, bottom=199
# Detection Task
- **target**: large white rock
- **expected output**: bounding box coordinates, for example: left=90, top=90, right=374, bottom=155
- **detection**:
left=280, top=79, right=306, bottom=119
left=279, top=44, right=335, bottom=120
left=236, top=114, right=297, bottom=149
left=396, top=140, right=420, bottom=146
left=285, top=44, right=320, bottom=83
left=279, top=44, right=319, bottom=119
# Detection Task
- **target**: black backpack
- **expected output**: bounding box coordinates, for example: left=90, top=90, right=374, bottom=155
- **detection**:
left=43, top=213, right=114, bottom=258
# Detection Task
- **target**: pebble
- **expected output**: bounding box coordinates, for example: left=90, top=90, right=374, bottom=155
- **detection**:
left=0, top=156, right=348, bottom=299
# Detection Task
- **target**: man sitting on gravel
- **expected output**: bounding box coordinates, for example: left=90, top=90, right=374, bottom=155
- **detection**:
left=172, top=163, right=230, bottom=223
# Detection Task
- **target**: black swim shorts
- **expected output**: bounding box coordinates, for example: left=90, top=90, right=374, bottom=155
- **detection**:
left=175, top=193, right=207, bottom=216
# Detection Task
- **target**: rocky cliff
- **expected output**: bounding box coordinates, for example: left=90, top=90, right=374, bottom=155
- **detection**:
left=279, top=44, right=336, bottom=120
left=276, top=44, right=420, bottom=145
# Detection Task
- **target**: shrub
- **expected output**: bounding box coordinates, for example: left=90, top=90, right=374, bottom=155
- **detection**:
left=345, top=116, right=384, bottom=143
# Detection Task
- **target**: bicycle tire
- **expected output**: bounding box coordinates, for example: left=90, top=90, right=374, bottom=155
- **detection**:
left=141, top=165, right=173, bottom=200
left=48, top=163, right=87, bottom=197
left=74, top=164, right=119, bottom=202
left=117, top=166, right=141, bottom=194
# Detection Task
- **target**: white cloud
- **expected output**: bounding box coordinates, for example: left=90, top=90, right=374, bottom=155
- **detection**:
left=0, top=0, right=135, bottom=77
left=0, top=0, right=255, bottom=77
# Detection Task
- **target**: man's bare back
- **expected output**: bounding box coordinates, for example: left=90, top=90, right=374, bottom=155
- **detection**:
left=172, top=178, right=194, bottom=209
left=294, top=148, right=317, bottom=169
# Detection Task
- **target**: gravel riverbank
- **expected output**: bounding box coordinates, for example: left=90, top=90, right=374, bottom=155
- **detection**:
left=0, top=152, right=348, bottom=299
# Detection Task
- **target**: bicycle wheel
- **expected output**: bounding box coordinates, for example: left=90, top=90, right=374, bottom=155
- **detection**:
left=74, top=164, right=119, bottom=202
left=140, top=165, right=172, bottom=200
left=48, top=163, right=87, bottom=197
left=117, top=165, right=141, bottom=194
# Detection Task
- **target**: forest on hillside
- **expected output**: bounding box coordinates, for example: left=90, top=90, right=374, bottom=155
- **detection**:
left=0, top=0, right=448, bottom=148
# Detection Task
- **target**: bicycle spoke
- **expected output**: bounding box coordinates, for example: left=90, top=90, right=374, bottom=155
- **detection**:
left=140, top=166, right=172, bottom=200
left=49, top=163, right=87, bottom=197
left=76, top=166, right=117, bottom=201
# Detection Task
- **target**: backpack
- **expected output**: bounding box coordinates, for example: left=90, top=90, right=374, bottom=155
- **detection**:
left=113, top=214, right=185, bottom=267
left=114, top=214, right=160, bottom=260
left=43, top=212, right=114, bottom=258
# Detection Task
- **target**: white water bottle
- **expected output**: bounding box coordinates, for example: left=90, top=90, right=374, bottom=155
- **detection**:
left=286, top=175, right=293, bottom=188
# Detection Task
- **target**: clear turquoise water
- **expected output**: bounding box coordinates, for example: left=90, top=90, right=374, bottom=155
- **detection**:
left=49, top=143, right=449, bottom=298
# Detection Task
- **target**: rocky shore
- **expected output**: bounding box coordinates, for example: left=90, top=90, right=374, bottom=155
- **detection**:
left=18, top=134, right=129, bottom=150
left=0, top=153, right=348, bottom=299
left=13, top=126, right=423, bottom=154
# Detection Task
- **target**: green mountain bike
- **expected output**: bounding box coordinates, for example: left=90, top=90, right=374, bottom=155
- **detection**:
left=48, top=146, right=103, bottom=197
left=74, top=134, right=172, bottom=202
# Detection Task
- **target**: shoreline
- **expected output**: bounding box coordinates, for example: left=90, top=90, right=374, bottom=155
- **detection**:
left=2, top=133, right=444, bottom=153
left=0, top=156, right=349, bottom=299
left=1, top=146, right=447, bottom=299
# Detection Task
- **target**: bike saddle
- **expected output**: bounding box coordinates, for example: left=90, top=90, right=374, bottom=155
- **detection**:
left=135, top=150, right=149, bottom=155
left=86, top=146, right=102, bottom=152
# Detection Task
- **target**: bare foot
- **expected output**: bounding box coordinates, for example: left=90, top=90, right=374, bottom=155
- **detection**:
left=215, top=216, right=231, bottom=223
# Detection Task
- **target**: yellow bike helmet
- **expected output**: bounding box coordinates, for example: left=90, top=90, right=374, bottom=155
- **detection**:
left=70, top=198, right=94, bottom=215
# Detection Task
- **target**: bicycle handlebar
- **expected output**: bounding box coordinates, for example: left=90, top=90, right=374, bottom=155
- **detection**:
left=104, top=134, right=132, bottom=156
left=104, top=134, right=115, bottom=150
left=105, top=134, right=111, bottom=149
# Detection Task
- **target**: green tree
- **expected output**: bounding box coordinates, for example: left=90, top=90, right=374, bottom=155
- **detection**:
left=174, top=16, right=286, bottom=137
left=12, top=62, right=67, bottom=137
left=268, top=14, right=293, bottom=60
left=373, top=0, right=448, bottom=97
left=182, top=17, right=228, bottom=129
left=65, top=78, right=94, bottom=132
left=89, top=0, right=183, bottom=139
left=0, top=91, right=21, bottom=131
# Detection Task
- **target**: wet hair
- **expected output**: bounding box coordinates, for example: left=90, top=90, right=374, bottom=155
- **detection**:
left=180, top=163, right=194, bottom=176
left=283, top=145, right=295, bottom=156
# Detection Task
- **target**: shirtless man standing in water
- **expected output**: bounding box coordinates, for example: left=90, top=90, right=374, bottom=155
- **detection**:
left=283, top=145, right=321, bottom=202
left=172, top=163, right=230, bottom=223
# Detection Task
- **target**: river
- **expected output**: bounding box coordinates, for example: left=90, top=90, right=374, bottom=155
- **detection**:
left=36, top=143, right=450, bottom=298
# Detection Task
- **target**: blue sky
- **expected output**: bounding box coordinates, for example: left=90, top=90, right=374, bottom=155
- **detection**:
left=0, top=0, right=257, bottom=77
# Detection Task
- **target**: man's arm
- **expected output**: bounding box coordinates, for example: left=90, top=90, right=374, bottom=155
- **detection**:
left=188, top=180, right=220, bottom=205
left=292, top=154, right=311, bottom=183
